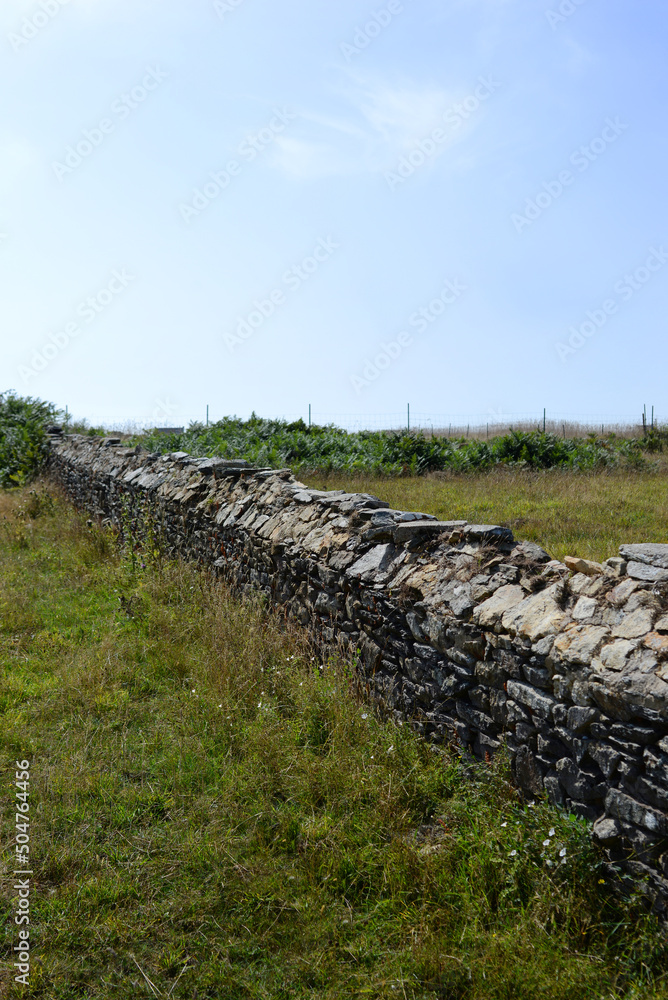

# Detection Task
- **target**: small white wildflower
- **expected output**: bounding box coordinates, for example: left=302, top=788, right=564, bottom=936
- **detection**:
left=527, top=802, right=535, bottom=809
left=387, top=746, right=395, bottom=754
left=361, top=713, right=368, bottom=720
left=510, top=850, right=517, bottom=857
left=559, top=847, right=567, bottom=858
left=191, top=689, right=196, bottom=694
left=543, top=839, right=551, bottom=847
left=501, top=822, right=507, bottom=828
left=546, top=859, right=554, bottom=867
left=370, top=756, right=374, bottom=760
left=549, top=827, right=555, bottom=837
left=257, top=702, right=262, bottom=708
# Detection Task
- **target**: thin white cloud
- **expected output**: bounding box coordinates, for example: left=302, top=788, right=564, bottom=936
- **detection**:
left=271, top=73, right=489, bottom=180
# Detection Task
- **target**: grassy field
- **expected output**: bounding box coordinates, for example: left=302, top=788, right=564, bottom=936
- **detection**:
left=0, top=486, right=668, bottom=998
left=305, top=468, right=668, bottom=564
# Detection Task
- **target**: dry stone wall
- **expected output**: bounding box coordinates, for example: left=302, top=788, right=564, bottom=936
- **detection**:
left=48, top=434, right=668, bottom=910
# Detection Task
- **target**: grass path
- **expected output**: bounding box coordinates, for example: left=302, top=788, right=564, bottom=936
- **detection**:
left=0, top=487, right=667, bottom=998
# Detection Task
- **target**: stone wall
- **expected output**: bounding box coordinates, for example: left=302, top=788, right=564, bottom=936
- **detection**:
left=48, top=434, right=668, bottom=910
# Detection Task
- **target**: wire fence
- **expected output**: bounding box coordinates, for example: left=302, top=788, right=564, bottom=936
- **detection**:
left=69, top=407, right=664, bottom=438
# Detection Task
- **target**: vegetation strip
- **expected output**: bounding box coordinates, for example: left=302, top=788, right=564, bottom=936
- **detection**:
left=131, top=415, right=667, bottom=476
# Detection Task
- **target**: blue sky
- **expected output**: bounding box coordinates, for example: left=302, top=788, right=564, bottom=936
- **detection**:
left=1, top=0, right=666, bottom=429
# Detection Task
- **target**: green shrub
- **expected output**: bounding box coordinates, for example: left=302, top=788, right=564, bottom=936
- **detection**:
left=0, top=391, right=59, bottom=487
left=132, top=417, right=648, bottom=477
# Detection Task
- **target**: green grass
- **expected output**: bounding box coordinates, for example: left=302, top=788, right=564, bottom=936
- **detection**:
left=1, top=486, right=668, bottom=998
left=305, top=468, right=668, bottom=565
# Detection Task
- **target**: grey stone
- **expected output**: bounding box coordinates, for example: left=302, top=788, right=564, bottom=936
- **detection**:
left=567, top=706, right=599, bottom=733
left=473, top=584, right=525, bottom=628
left=627, top=561, right=668, bottom=584
left=514, top=746, right=544, bottom=796
left=572, top=596, right=598, bottom=621
left=442, top=580, right=474, bottom=618
left=347, top=543, right=397, bottom=580
left=506, top=700, right=531, bottom=724
left=596, top=639, right=636, bottom=673
left=462, top=524, right=514, bottom=544
left=511, top=540, right=551, bottom=564
left=474, top=661, right=506, bottom=689
left=551, top=624, right=609, bottom=667
left=393, top=521, right=460, bottom=545
left=506, top=680, right=556, bottom=719
left=537, top=732, right=568, bottom=758
left=556, top=759, right=606, bottom=802
left=544, top=775, right=565, bottom=806
left=603, top=557, right=627, bottom=578
left=593, top=816, right=622, bottom=843
left=620, top=543, right=668, bottom=570
left=605, top=789, right=668, bottom=835
left=501, top=585, right=569, bottom=642
left=533, top=635, right=555, bottom=656
left=635, top=777, right=668, bottom=811
left=612, top=607, right=657, bottom=639
left=522, top=663, right=551, bottom=689
left=587, top=743, right=620, bottom=779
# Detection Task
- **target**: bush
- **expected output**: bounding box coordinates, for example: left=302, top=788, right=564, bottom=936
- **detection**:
left=132, top=417, right=649, bottom=477
left=0, top=391, right=59, bottom=487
